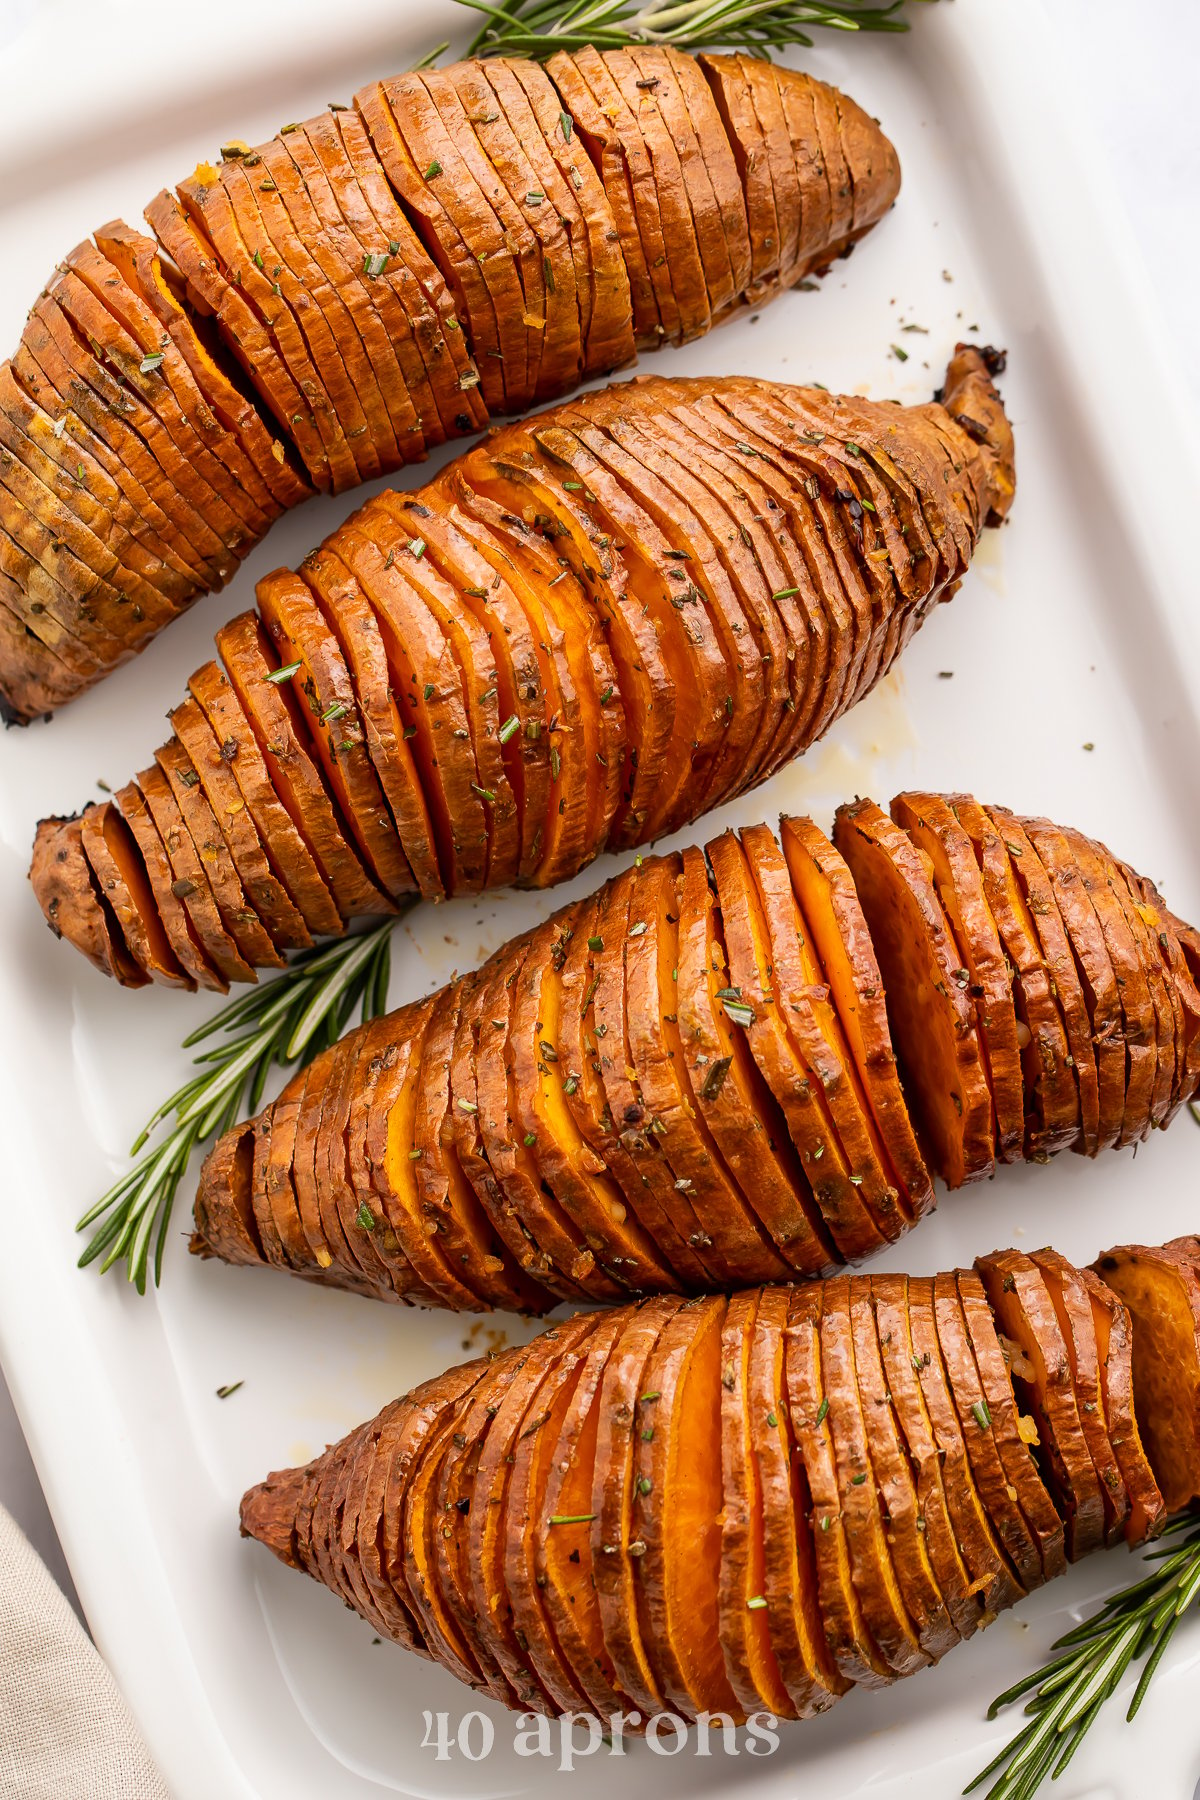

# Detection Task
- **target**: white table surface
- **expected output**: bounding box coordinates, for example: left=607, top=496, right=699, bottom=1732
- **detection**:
left=2, top=0, right=1197, bottom=1742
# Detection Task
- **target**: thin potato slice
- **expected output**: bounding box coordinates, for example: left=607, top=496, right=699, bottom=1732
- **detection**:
left=975, top=1249, right=1107, bottom=1560
left=744, top=822, right=903, bottom=1252
left=1021, top=817, right=1125, bottom=1153
left=871, top=1276, right=986, bottom=1642
left=984, top=809, right=1098, bottom=1154
left=956, top=1271, right=1066, bottom=1582
left=1077, top=1265, right=1165, bottom=1544
left=892, top=792, right=1024, bottom=1162
left=591, top=1294, right=683, bottom=1714
left=1030, top=1248, right=1129, bottom=1547
left=821, top=1274, right=928, bottom=1677
left=780, top=814, right=933, bottom=1220
left=949, top=796, right=1078, bottom=1158
left=718, top=1289, right=796, bottom=1715
left=834, top=798, right=994, bottom=1186
left=785, top=1281, right=890, bottom=1687
left=633, top=1295, right=741, bottom=1716
left=906, top=1277, right=1021, bottom=1618
left=190, top=642, right=343, bottom=939
left=1090, top=1244, right=1200, bottom=1515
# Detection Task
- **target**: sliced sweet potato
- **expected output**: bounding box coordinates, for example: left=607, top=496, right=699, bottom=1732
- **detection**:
left=412, top=953, right=558, bottom=1312
left=164, top=702, right=310, bottom=956
left=337, top=103, right=486, bottom=443
left=780, top=814, right=934, bottom=1221
left=464, top=1320, right=599, bottom=1704
left=565, top=880, right=714, bottom=1288
left=188, top=646, right=342, bottom=939
left=1090, top=1243, right=1200, bottom=1514
left=144, top=185, right=331, bottom=489
left=1060, top=827, right=1156, bottom=1147
left=29, top=812, right=142, bottom=982
left=115, top=774, right=226, bottom=992
left=821, top=1275, right=928, bottom=1677
left=81, top=792, right=193, bottom=990
left=707, top=829, right=853, bottom=1265
left=624, top=1293, right=741, bottom=1716
left=697, top=56, right=778, bottom=299
left=679, top=841, right=832, bottom=1274
left=906, top=1276, right=1021, bottom=1618
left=284, top=120, right=419, bottom=468
left=847, top=1277, right=957, bottom=1662
left=548, top=49, right=669, bottom=348
left=871, top=1275, right=986, bottom=1642
left=1030, top=1248, right=1129, bottom=1546
left=747, top=1285, right=844, bottom=1712
left=154, top=735, right=282, bottom=971
left=785, top=1283, right=888, bottom=1686
left=1076, top=1266, right=1164, bottom=1545
left=590, top=1294, right=682, bottom=1714
left=401, top=490, right=549, bottom=885
left=447, top=62, right=578, bottom=401
left=718, top=1288, right=796, bottom=1715
left=401, top=1400, right=493, bottom=1691
left=627, top=855, right=792, bottom=1285
left=346, top=1012, right=447, bottom=1306
left=956, top=1271, right=1066, bottom=1582
left=372, top=490, right=519, bottom=887
left=365, top=994, right=486, bottom=1309
left=510, top=913, right=675, bottom=1292
left=209, top=156, right=374, bottom=487
left=136, top=762, right=253, bottom=986
left=216, top=603, right=390, bottom=920
left=535, top=1307, right=630, bottom=1716
left=985, top=807, right=1098, bottom=1156
left=500, top=1333, right=598, bottom=1714
left=1105, top=859, right=1178, bottom=1129
left=353, top=74, right=496, bottom=413
left=479, top=938, right=616, bottom=1301
left=948, top=796, right=1078, bottom=1158
left=975, top=1249, right=1107, bottom=1559
left=66, top=239, right=277, bottom=544
left=328, top=509, right=488, bottom=895
left=834, top=798, right=994, bottom=1187
left=92, top=218, right=305, bottom=510
left=619, top=49, right=711, bottom=344
left=742, top=821, right=897, bottom=1257
left=373, top=1362, right=493, bottom=1650
left=436, top=477, right=597, bottom=885
left=555, top=403, right=765, bottom=819
left=255, top=567, right=412, bottom=898
left=1021, top=817, right=1125, bottom=1153
left=892, top=793, right=1024, bottom=1163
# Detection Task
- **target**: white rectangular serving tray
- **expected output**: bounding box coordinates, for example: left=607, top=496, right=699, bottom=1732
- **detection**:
left=2, top=2, right=1199, bottom=1794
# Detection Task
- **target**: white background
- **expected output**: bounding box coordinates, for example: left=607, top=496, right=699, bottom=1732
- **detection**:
left=0, top=0, right=1198, bottom=1792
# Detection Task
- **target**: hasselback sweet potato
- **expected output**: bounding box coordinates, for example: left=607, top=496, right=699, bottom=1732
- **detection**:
left=192, top=789, right=1199, bottom=1312
left=33, top=352, right=1014, bottom=986
left=240, top=1237, right=1192, bottom=1729
left=0, top=50, right=903, bottom=722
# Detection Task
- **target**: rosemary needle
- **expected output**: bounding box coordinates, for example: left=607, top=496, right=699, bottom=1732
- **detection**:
left=966, top=1509, right=1200, bottom=1799
left=76, top=918, right=401, bottom=1294
left=453, top=0, right=920, bottom=60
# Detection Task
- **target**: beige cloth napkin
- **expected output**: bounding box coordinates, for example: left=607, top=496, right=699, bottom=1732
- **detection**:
left=0, top=1502, right=169, bottom=1799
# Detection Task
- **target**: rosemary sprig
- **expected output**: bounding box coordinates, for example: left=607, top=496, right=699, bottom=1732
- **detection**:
left=456, top=0, right=918, bottom=60
left=966, top=1509, right=1200, bottom=1799
left=76, top=920, right=398, bottom=1294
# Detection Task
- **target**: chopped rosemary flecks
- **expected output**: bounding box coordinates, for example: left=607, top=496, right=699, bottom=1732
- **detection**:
left=265, top=660, right=301, bottom=684
left=76, top=919, right=400, bottom=1292
left=215, top=1381, right=244, bottom=1399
